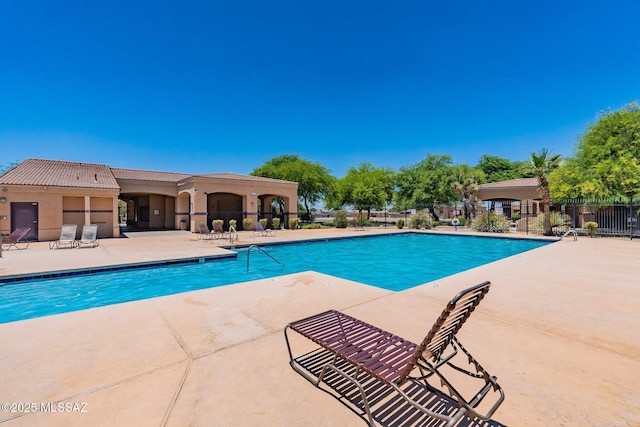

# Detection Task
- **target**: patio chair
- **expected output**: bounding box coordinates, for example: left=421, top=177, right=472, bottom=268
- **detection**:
left=285, top=281, right=504, bottom=426
left=76, top=224, right=99, bottom=248
left=212, top=221, right=230, bottom=239
left=49, top=224, right=78, bottom=249
left=254, top=221, right=275, bottom=237
left=196, top=222, right=215, bottom=240
left=1, top=227, right=31, bottom=250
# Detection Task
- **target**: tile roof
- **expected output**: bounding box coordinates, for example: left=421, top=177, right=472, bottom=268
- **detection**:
left=0, top=159, right=299, bottom=189
left=0, top=158, right=120, bottom=189
left=478, top=178, right=539, bottom=189
left=110, top=167, right=191, bottom=182
left=195, top=172, right=297, bottom=184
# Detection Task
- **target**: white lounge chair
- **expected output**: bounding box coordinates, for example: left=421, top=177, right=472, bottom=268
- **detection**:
left=77, top=224, right=99, bottom=248
left=49, top=224, right=77, bottom=249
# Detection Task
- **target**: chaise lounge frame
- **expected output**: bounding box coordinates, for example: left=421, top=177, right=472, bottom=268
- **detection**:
left=1, top=227, right=31, bottom=250
left=76, top=224, right=99, bottom=248
left=254, top=221, right=275, bottom=237
left=284, top=281, right=504, bottom=426
left=49, top=224, right=78, bottom=249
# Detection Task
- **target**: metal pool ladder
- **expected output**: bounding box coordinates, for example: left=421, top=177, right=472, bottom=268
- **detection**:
left=246, top=245, right=284, bottom=272
left=228, top=226, right=238, bottom=244
left=560, top=228, right=578, bottom=241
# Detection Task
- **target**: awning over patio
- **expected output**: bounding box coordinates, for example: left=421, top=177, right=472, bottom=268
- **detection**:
left=476, top=178, right=540, bottom=201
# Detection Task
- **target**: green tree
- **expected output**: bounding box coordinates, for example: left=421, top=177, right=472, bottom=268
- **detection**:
left=394, top=154, right=457, bottom=219
left=526, top=148, right=561, bottom=235
left=251, top=154, right=337, bottom=219
left=452, top=164, right=484, bottom=221
left=550, top=102, right=640, bottom=201
left=332, top=163, right=395, bottom=217
left=475, top=154, right=531, bottom=182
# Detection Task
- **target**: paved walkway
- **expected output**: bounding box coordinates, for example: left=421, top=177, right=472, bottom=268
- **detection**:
left=0, top=229, right=638, bottom=426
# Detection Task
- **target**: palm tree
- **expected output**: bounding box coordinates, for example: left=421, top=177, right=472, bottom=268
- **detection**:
left=528, top=148, right=561, bottom=235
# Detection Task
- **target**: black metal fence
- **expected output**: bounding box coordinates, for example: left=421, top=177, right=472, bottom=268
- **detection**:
left=484, top=199, right=640, bottom=239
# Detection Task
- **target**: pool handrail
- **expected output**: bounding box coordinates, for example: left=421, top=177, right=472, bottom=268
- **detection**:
left=246, top=244, right=283, bottom=272
left=559, top=228, right=578, bottom=241
left=228, top=226, right=238, bottom=244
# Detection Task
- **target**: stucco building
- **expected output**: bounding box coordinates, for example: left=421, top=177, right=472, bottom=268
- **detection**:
left=476, top=177, right=542, bottom=217
left=0, top=159, right=298, bottom=241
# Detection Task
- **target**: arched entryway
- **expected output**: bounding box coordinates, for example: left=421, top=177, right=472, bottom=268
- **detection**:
left=257, top=193, right=291, bottom=228
left=206, top=192, right=244, bottom=230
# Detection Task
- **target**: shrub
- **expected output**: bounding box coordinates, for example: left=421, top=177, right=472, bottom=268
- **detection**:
left=511, top=212, right=521, bottom=221
left=229, top=219, right=237, bottom=230
left=259, top=218, right=268, bottom=228
left=585, top=221, right=598, bottom=237
left=212, top=219, right=224, bottom=229
left=471, top=213, right=509, bottom=232
left=533, top=212, right=571, bottom=235
left=243, top=218, right=253, bottom=230
left=302, top=223, right=322, bottom=229
left=272, top=217, right=281, bottom=229
left=409, top=212, right=431, bottom=229
left=289, top=218, right=299, bottom=229
left=396, top=219, right=405, bottom=229
left=355, top=212, right=370, bottom=227
left=334, top=210, right=349, bottom=228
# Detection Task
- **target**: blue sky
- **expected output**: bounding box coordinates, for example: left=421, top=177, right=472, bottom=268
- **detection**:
left=1, top=1, right=639, bottom=178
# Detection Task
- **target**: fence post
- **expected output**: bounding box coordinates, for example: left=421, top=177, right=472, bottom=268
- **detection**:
left=630, top=195, right=634, bottom=241
left=525, top=200, right=529, bottom=235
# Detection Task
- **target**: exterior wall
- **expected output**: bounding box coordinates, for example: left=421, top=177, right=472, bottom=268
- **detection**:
left=176, top=193, right=190, bottom=230
left=90, top=197, right=115, bottom=237
left=149, top=194, right=167, bottom=229
left=164, top=196, right=175, bottom=229
left=63, top=196, right=85, bottom=238
left=180, top=177, right=298, bottom=232
left=1, top=171, right=296, bottom=239
left=117, top=180, right=178, bottom=197
left=0, top=185, right=119, bottom=241
left=0, top=187, right=61, bottom=240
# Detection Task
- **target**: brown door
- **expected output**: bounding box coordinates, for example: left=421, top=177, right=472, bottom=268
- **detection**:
left=10, top=202, right=38, bottom=241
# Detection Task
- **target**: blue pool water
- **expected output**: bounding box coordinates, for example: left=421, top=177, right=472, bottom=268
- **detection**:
left=0, top=233, right=550, bottom=323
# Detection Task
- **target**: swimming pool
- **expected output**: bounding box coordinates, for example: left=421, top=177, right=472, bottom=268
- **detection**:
left=0, top=233, right=550, bottom=323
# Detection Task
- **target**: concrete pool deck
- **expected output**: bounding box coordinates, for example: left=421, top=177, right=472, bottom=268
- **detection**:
left=0, top=228, right=638, bottom=426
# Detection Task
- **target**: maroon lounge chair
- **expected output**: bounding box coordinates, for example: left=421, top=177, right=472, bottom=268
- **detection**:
left=212, top=221, right=230, bottom=239
left=1, top=227, right=31, bottom=250
left=196, top=223, right=215, bottom=240
left=253, top=221, right=275, bottom=237
left=285, top=281, right=504, bottom=426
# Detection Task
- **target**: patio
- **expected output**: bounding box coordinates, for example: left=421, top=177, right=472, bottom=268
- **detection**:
left=0, top=229, right=638, bottom=426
